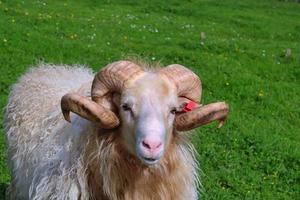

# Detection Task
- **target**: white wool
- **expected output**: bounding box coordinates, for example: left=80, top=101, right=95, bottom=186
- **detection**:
left=5, top=64, right=93, bottom=199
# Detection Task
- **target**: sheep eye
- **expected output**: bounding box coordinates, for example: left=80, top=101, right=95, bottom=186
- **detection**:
left=122, top=103, right=131, bottom=111
left=170, top=107, right=177, bottom=115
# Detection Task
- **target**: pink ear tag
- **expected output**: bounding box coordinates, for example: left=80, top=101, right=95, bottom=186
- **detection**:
left=182, top=101, right=198, bottom=113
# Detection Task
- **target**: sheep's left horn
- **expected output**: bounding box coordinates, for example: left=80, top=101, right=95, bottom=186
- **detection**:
left=159, top=64, right=229, bottom=131
left=61, top=93, right=119, bottom=129
left=158, top=64, right=201, bottom=103
left=175, top=102, right=229, bottom=131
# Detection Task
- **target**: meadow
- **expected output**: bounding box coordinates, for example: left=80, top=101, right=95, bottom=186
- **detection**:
left=0, top=0, right=300, bottom=199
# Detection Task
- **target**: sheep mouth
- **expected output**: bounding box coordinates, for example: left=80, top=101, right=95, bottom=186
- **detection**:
left=143, top=157, right=156, bottom=162
left=141, top=157, right=160, bottom=165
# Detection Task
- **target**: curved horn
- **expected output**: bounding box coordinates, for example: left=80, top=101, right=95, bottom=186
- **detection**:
left=61, top=93, right=119, bottom=129
left=92, top=61, right=144, bottom=104
left=158, top=64, right=228, bottom=131
left=61, top=61, right=144, bottom=129
left=175, top=102, right=229, bottom=131
left=158, top=64, right=202, bottom=103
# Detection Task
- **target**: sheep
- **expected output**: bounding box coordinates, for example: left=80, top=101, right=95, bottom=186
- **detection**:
left=4, top=60, right=229, bottom=200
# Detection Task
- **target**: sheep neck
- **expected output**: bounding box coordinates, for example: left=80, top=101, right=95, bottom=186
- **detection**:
left=85, top=128, right=199, bottom=200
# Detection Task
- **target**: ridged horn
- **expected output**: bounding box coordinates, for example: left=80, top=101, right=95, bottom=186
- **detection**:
left=158, top=64, right=228, bottom=131
left=158, top=64, right=202, bottom=103
left=92, top=61, right=144, bottom=104
left=61, top=61, right=144, bottom=129
left=175, top=102, right=229, bottom=131
left=61, top=93, right=119, bottom=129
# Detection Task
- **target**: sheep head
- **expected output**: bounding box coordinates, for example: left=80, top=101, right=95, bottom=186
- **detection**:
left=61, top=61, right=229, bottom=165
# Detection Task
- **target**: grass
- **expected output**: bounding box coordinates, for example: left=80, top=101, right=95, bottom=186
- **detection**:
left=0, top=0, right=300, bottom=199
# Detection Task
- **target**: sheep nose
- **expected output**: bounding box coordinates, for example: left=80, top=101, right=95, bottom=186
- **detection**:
left=142, top=138, right=162, bottom=152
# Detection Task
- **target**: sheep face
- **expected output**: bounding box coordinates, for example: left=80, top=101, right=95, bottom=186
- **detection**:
left=61, top=61, right=229, bottom=166
left=118, top=73, right=177, bottom=165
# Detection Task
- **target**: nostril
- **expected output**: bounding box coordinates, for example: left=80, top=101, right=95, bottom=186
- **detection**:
left=156, top=142, right=162, bottom=149
left=142, top=141, right=151, bottom=149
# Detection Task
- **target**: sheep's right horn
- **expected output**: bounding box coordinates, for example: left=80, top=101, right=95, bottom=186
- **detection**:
left=61, top=93, right=119, bottom=129
left=92, top=61, right=144, bottom=104
left=61, top=60, right=144, bottom=129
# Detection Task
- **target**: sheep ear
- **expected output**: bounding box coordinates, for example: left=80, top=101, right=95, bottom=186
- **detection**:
left=112, top=93, right=121, bottom=109
left=174, top=102, right=229, bottom=131
left=177, top=97, right=202, bottom=113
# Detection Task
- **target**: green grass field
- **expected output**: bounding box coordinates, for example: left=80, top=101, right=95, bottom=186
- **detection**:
left=1, top=0, right=300, bottom=199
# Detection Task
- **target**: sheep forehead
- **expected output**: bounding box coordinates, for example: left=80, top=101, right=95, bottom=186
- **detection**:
left=125, top=73, right=177, bottom=105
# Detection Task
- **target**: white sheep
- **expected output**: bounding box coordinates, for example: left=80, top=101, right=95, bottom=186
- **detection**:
left=4, top=61, right=229, bottom=200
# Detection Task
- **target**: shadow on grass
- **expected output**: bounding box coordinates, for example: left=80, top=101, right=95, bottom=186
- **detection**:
left=0, top=182, right=8, bottom=199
